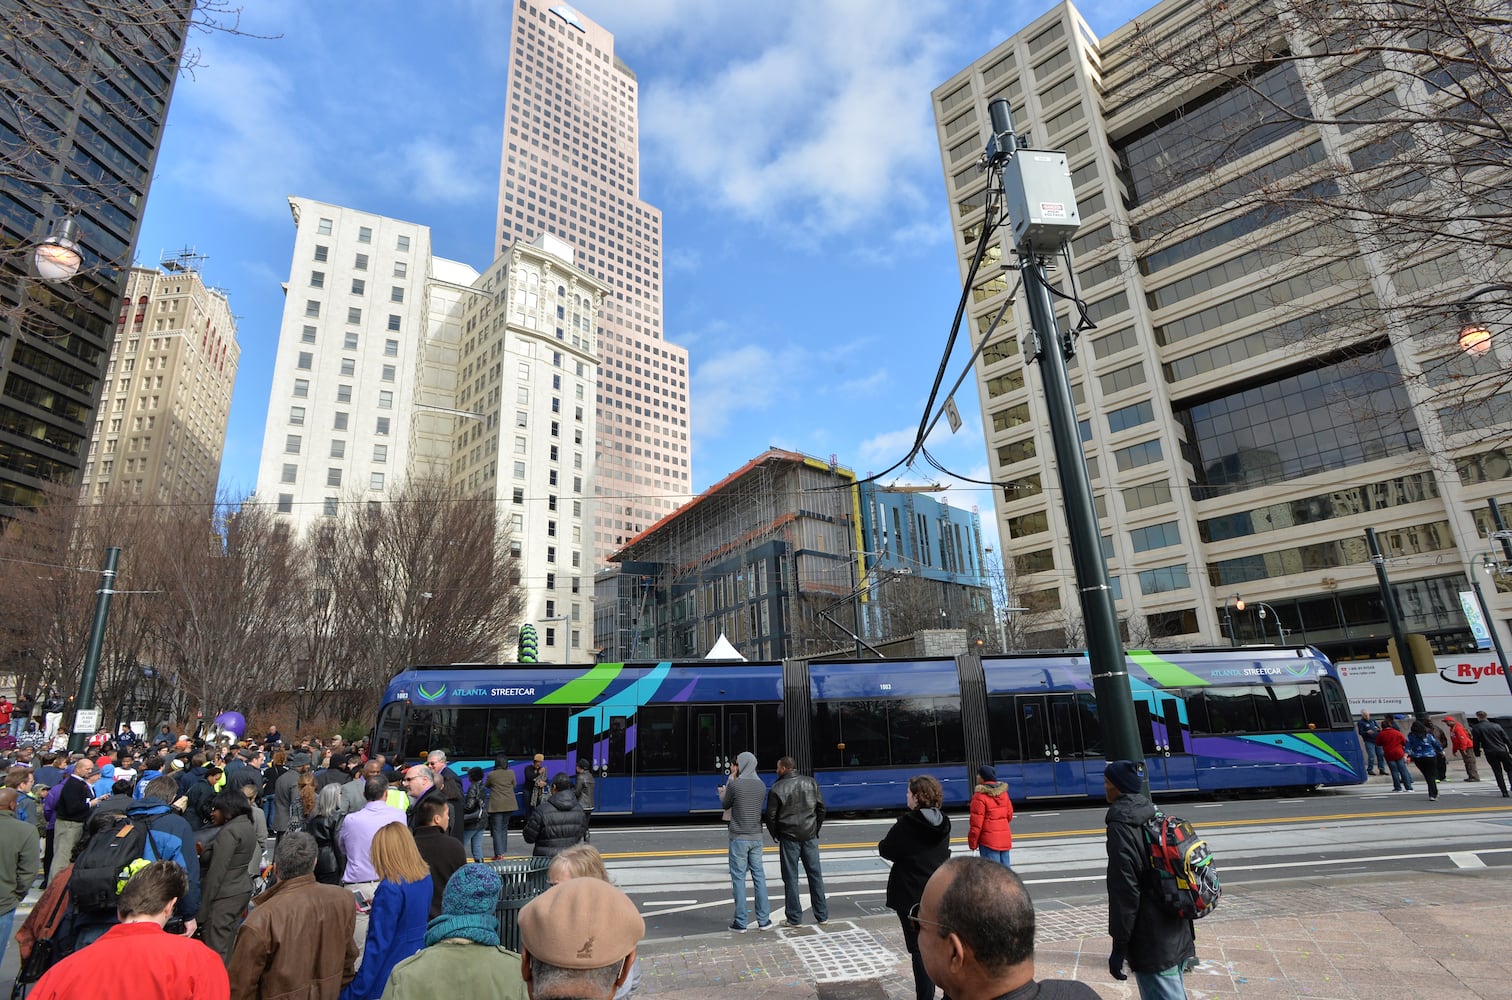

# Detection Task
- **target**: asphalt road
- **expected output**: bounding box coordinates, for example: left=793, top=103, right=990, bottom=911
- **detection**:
left=575, top=778, right=1512, bottom=940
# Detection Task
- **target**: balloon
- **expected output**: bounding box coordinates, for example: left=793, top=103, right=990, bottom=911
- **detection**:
left=211, top=711, right=247, bottom=742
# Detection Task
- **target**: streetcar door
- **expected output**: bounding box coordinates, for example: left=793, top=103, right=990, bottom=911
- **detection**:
left=1017, top=695, right=1083, bottom=796
left=571, top=709, right=632, bottom=814
left=690, top=704, right=753, bottom=812
left=1140, top=696, right=1198, bottom=791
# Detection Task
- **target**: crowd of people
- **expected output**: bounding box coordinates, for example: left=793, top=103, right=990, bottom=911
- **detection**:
left=1356, top=709, right=1512, bottom=798
left=6, top=709, right=1496, bottom=1000
left=0, top=723, right=618, bottom=1000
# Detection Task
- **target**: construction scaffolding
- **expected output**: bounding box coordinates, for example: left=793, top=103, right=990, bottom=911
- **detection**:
left=602, top=449, right=863, bottom=660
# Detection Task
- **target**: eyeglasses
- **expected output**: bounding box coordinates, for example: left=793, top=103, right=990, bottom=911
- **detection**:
left=907, top=902, right=951, bottom=935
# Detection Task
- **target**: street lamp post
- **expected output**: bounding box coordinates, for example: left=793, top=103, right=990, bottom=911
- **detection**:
left=68, top=547, right=119, bottom=753
left=1454, top=283, right=1511, bottom=356
left=1252, top=602, right=1286, bottom=645
left=1223, top=595, right=1245, bottom=647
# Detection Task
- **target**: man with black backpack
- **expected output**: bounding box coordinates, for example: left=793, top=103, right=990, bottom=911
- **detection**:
left=1103, top=760, right=1195, bottom=1000
left=66, top=774, right=201, bottom=949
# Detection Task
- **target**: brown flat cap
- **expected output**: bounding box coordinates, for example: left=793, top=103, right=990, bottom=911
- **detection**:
left=520, top=878, right=643, bottom=970
left=533, top=753, right=545, bottom=762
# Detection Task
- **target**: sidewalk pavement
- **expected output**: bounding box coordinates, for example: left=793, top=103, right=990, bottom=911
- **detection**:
left=636, top=866, right=1512, bottom=999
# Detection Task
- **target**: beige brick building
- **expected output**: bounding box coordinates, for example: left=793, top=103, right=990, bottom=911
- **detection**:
left=82, top=258, right=238, bottom=506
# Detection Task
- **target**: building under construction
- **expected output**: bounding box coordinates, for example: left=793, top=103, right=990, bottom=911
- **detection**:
left=595, top=449, right=864, bottom=661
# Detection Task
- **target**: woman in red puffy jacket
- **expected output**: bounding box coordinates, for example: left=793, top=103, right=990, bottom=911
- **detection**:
left=966, top=764, right=1013, bottom=866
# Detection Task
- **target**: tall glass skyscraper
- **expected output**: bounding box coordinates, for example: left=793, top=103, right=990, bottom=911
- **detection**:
left=0, top=3, right=192, bottom=508
left=496, top=2, right=692, bottom=566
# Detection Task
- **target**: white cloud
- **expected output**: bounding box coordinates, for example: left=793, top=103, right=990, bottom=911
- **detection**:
left=633, top=0, right=958, bottom=236
left=839, top=369, right=889, bottom=394
left=391, top=127, right=497, bottom=206
left=160, top=44, right=313, bottom=221
left=691, top=343, right=801, bottom=438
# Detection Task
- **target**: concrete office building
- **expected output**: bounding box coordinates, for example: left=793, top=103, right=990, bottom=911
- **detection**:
left=412, top=232, right=609, bottom=661
left=255, top=198, right=437, bottom=530
left=0, top=4, right=192, bottom=508
left=496, top=2, right=692, bottom=566
left=933, top=0, right=1511, bottom=659
left=81, top=256, right=238, bottom=506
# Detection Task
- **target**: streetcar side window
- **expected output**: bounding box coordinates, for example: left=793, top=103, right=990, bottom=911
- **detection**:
left=1264, top=684, right=1308, bottom=731
left=427, top=708, right=489, bottom=760
left=1189, top=687, right=1262, bottom=734
left=811, top=698, right=967, bottom=768
left=541, top=707, right=573, bottom=757
left=985, top=695, right=1024, bottom=761
left=1319, top=676, right=1353, bottom=728
left=636, top=705, right=687, bottom=774
left=934, top=698, right=966, bottom=764
left=375, top=703, right=404, bottom=757
left=487, top=707, right=548, bottom=760
left=756, top=703, right=785, bottom=768
left=1076, top=692, right=1104, bottom=757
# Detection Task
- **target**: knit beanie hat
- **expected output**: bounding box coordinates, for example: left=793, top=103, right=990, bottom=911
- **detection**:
left=425, top=863, right=502, bottom=947
left=977, top=764, right=998, bottom=783
left=1104, top=760, right=1144, bottom=794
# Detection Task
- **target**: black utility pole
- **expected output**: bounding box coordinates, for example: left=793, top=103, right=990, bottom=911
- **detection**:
left=68, top=546, right=119, bottom=753
left=1485, top=497, right=1512, bottom=701
left=1365, top=528, right=1427, bottom=719
left=985, top=99, right=1143, bottom=768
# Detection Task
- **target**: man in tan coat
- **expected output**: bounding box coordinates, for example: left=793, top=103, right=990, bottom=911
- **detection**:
left=228, top=831, right=357, bottom=1000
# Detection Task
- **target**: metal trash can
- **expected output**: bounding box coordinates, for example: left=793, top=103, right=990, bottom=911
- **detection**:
left=489, top=856, right=552, bottom=952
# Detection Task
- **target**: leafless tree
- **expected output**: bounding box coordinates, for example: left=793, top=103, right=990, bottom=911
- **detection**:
left=0, top=483, right=163, bottom=725
left=291, top=478, right=526, bottom=724
left=147, top=496, right=303, bottom=725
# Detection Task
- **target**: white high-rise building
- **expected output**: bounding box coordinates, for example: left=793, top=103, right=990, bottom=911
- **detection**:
left=257, top=198, right=606, bottom=659
left=412, top=233, right=608, bottom=660
left=496, top=2, right=692, bottom=566
left=255, top=197, right=434, bottom=528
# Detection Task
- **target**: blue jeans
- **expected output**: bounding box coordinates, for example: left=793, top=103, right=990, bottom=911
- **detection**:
left=1387, top=757, right=1413, bottom=790
left=488, top=812, right=509, bottom=857
left=464, top=826, right=485, bottom=860
left=777, top=837, right=827, bottom=924
left=728, top=839, right=770, bottom=928
left=978, top=846, right=1011, bottom=867
left=0, top=907, right=15, bottom=970
left=1366, top=742, right=1386, bottom=773
left=1134, top=964, right=1188, bottom=1000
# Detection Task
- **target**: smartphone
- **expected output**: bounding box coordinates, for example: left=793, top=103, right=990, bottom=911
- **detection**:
left=352, top=890, right=371, bottom=914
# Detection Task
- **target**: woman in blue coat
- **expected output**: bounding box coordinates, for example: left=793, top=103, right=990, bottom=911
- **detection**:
left=339, top=823, right=433, bottom=1000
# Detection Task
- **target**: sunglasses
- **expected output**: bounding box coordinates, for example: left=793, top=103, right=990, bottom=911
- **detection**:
left=907, top=902, right=951, bottom=935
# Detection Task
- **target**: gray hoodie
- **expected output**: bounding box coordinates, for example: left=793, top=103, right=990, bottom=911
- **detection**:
left=720, top=751, right=767, bottom=841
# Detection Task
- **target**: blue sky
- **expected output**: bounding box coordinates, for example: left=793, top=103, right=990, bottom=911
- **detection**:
left=136, top=0, right=1144, bottom=543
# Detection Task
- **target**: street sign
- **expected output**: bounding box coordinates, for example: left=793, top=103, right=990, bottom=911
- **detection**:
left=1460, top=590, right=1493, bottom=650
left=72, top=708, right=99, bottom=734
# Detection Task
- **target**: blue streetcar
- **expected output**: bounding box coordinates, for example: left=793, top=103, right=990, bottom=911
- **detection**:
left=373, top=647, right=1365, bottom=815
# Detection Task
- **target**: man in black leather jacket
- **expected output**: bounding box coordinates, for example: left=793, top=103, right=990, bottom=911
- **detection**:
left=1103, top=760, right=1194, bottom=1000
left=766, top=755, right=828, bottom=926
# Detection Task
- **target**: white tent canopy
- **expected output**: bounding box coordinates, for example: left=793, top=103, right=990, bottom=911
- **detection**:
left=704, top=633, right=746, bottom=660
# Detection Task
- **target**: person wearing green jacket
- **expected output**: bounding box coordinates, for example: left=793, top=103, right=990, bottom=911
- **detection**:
left=0, top=788, right=41, bottom=972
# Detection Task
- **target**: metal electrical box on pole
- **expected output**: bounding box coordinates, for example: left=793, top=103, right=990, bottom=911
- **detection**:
left=983, top=99, right=1144, bottom=771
